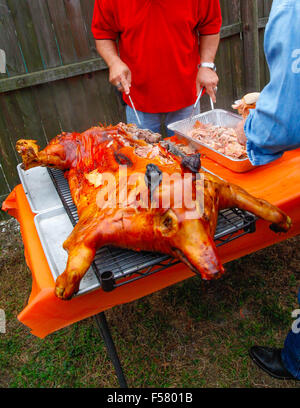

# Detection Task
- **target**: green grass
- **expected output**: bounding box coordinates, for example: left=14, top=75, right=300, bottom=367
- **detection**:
left=0, top=219, right=299, bottom=388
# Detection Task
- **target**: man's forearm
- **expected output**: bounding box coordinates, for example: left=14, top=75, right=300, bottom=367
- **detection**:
left=95, top=39, right=121, bottom=68
left=95, top=39, right=131, bottom=94
left=199, top=33, right=220, bottom=62
left=196, top=33, right=220, bottom=101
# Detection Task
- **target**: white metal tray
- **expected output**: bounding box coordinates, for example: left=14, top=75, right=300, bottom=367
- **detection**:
left=34, top=207, right=100, bottom=297
left=17, top=164, right=62, bottom=213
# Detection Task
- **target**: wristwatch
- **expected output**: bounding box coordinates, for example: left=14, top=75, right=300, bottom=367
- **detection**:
left=198, top=62, right=217, bottom=72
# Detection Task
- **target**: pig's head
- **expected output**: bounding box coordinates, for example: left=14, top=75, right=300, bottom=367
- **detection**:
left=150, top=168, right=225, bottom=280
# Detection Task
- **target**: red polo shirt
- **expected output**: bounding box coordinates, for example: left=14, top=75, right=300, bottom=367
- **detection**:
left=92, top=0, right=222, bottom=113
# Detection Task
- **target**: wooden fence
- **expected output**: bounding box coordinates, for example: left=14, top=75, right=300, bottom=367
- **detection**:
left=0, top=0, right=273, bottom=219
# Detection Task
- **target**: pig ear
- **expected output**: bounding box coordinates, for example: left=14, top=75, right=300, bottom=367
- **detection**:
left=155, top=209, right=179, bottom=238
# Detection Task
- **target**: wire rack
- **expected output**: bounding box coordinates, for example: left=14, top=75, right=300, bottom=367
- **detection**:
left=48, top=168, right=256, bottom=290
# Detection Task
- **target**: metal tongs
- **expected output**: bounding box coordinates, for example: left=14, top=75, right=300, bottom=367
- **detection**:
left=183, top=87, right=217, bottom=134
left=128, top=94, right=141, bottom=126
left=183, top=87, right=204, bottom=132
left=209, top=95, right=215, bottom=111
left=189, top=87, right=216, bottom=120
left=190, top=87, right=204, bottom=119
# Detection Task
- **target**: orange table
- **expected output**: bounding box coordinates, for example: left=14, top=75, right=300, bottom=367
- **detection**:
left=2, top=148, right=300, bottom=339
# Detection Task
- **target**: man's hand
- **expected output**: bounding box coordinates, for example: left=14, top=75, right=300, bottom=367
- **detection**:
left=196, top=67, right=219, bottom=102
left=109, top=58, right=131, bottom=95
left=235, top=119, right=247, bottom=146
left=95, top=40, right=132, bottom=95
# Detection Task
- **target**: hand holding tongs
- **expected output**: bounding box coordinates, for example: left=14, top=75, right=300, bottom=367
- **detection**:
left=116, top=77, right=142, bottom=126
left=192, top=86, right=217, bottom=116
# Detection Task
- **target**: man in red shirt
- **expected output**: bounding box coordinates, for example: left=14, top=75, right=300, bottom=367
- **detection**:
left=92, top=0, right=222, bottom=135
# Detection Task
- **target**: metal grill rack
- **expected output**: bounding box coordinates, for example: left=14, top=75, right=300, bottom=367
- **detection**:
left=48, top=168, right=256, bottom=290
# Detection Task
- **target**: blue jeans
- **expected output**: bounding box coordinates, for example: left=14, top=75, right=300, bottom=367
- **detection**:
left=281, top=289, right=300, bottom=379
left=126, top=104, right=199, bottom=137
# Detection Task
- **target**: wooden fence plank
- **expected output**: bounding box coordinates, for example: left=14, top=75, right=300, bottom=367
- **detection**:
left=220, top=23, right=242, bottom=38
left=227, top=0, right=244, bottom=101
left=32, top=83, right=62, bottom=142
left=47, top=0, right=78, bottom=65
left=258, top=29, right=266, bottom=88
left=50, top=78, right=82, bottom=133
left=227, top=0, right=240, bottom=24
left=0, top=92, right=28, bottom=161
left=6, top=0, right=44, bottom=73
left=80, top=72, right=109, bottom=128
left=0, top=162, right=11, bottom=218
left=13, top=88, right=48, bottom=148
left=220, top=0, right=229, bottom=26
left=241, top=0, right=260, bottom=92
left=0, top=102, right=19, bottom=189
left=258, top=0, right=265, bottom=18
left=264, top=0, right=273, bottom=16
left=27, top=0, right=62, bottom=69
left=0, top=0, right=26, bottom=78
left=64, top=75, right=95, bottom=132
left=257, top=0, right=272, bottom=90
left=63, top=70, right=124, bottom=133
left=0, top=58, right=107, bottom=93
left=80, top=0, right=98, bottom=58
left=215, top=38, right=234, bottom=110
left=258, top=17, right=269, bottom=29
left=214, top=1, right=238, bottom=109
left=93, top=69, right=126, bottom=125
left=0, top=167, right=11, bottom=197
left=64, top=0, right=92, bottom=61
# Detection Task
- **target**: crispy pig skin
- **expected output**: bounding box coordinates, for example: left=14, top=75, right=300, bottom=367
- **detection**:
left=16, top=124, right=292, bottom=300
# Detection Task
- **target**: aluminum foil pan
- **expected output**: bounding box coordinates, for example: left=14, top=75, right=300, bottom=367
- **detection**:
left=17, top=164, right=62, bottom=213
left=34, top=207, right=100, bottom=297
left=167, top=109, right=255, bottom=173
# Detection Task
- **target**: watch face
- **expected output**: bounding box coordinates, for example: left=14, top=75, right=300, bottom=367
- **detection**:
left=201, top=63, right=216, bottom=71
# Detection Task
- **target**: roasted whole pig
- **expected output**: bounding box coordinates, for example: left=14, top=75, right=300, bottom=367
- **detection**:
left=16, top=124, right=291, bottom=300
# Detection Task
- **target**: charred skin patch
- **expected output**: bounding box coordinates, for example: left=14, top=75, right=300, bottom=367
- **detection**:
left=145, top=163, right=163, bottom=201
left=159, top=140, right=184, bottom=158
left=181, top=153, right=201, bottom=173
left=114, top=152, right=133, bottom=166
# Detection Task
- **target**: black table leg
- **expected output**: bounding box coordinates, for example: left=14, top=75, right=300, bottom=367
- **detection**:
left=94, top=312, right=128, bottom=388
